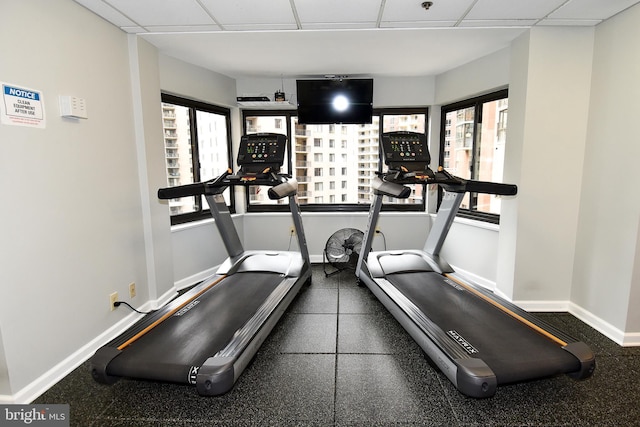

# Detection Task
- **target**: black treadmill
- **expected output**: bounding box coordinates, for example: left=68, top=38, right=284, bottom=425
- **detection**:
left=91, top=133, right=311, bottom=396
left=355, top=131, right=595, bottom=398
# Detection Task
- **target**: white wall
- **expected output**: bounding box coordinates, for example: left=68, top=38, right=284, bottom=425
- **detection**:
left=159, top=55, right=238, bottom=109
left=242, top=212, right=431, bottom=263
left=170, top=217, right=242, bottom=288
left=571, top=3, right=640, bottom=343
left=0, top=1, right=159, bottom=401
left=0, top=330, right=8, bottom=396
left=498, top=27, right=595, bottom=304
left=235, top=75, right=436, bottom=108
left=435, top=47, right=510, bottom=105
left=496, top=32, right=530, bottom=301
left=432, top=47, right=512, bottom=289
left=2, top=0, right=639, bottom=406
left=129, top=36, right=176, bottom=303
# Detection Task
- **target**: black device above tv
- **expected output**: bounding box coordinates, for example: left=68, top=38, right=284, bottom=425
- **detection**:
left=296, top=78, right=373, bottom=125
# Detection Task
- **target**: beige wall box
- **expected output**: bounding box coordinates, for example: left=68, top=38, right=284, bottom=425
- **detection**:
left=59, top=95, right=88, bottom=119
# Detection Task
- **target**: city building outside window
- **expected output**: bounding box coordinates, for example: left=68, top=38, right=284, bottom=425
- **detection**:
left=242, top=108, right=428, bottom=212
left=440, top=89, right=508, bottom=223
left=160, top=94, right=232, bottom=225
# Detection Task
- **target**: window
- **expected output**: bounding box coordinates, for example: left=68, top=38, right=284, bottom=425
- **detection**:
left=440, top=89, right=508, bottom=223
left=242, top=108, right=428, bottom=212
left=161, top=94, right=232, bottom=225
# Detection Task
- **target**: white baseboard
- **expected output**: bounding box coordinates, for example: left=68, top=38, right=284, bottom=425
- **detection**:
left=513, top=300, right=571, bottom=312
left=2, top=313, right=141, bottom=404
left=569, top=302, right=640, bottom=346
left=5, top=266, right=638, bottom=404
left=174, top=266, right=219, bottom=291
left=444, top=266, right=640, bottom=346
left=1, top=286, right=178, bottom=404
left=449, top=265, right=496, bottom=291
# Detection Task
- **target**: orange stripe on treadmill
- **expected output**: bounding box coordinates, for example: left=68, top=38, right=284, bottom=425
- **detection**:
left=117, top=275, right=227, bottom=351
left=444, top=274, right=567, bottom=347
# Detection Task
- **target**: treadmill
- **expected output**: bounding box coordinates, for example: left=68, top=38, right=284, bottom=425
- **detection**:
left=91, top=132, right=311, bottom=396
left=356, top=131, right=595, bottom=398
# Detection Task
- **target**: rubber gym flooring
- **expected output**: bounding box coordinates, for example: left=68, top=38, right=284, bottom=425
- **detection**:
left=35, top=264, right=640, bottom=426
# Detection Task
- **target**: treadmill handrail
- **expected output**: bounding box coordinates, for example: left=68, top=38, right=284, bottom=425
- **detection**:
left=372, top=176, right=412, bottom=199
left=157, top=170, right=231, bottom=199
left=157, top=170, right=296, bottom=200
left=442, top=178, right=517, bottom=196
left=378, top=168, right=517, bottom=197
left=268, top=178, right=299, bottom=200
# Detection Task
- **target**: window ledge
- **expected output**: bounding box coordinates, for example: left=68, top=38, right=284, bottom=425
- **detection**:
left=429, top=213, right=500, bottom=232
left=170, top=214, right=242, bottom=232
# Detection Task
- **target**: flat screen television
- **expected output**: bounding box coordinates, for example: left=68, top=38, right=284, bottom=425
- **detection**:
left=296, top=79, right=373, bottom=125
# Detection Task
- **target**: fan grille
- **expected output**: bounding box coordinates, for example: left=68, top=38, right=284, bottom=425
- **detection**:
left=324, top=228, right=364, bottom=270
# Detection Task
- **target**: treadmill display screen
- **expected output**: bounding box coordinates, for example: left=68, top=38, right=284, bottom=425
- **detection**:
left=381, top=131, right=431, bottom=165
left=237, top=133, right=286, bottom=166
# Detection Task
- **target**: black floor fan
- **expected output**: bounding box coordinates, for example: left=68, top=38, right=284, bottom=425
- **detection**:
left=323, top=228, right=364, bottom=277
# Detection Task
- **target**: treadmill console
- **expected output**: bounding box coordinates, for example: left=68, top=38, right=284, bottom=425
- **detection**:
left=237, top=133, right=287, bottom=173
left=381, top=131, right=431, bottom=172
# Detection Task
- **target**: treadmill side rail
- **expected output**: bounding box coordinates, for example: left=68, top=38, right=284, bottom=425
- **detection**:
left=197, top=273, right=310, bottom=396
left=563, top=341, right=597, bottom=380
left=90, top=347, right=122, bottom=385
left=196, top=357, right=235, bottom=396
left=455, top=359, right=498, bottom=398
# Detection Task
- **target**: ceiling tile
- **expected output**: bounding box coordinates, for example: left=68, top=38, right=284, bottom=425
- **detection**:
left=537, top=18, right=602, bottom=26
left=465, top=0, right=567, bottom=20
left=199, top=0, right=297, bottom=27
left=104, top=0, right=215, bottom=26
left=459, top=19, right=536, bottom=27
left=120, top=26, right=148, bottom=34
left=381, top=0, right=475, bottom=22
left=301, top=22, right=378, bottom=30
left=294, top=0, right=381, bottom=25
left=74, top=0, right=138, bottom=27
left=223, top=23, right=299, bottom=31
left=73, top=0, right=640, bottom=78
left=379, top=21, right=457, bottom=28
left=145, top=25, right=222, bottom=33
left=548, top=0, right=640, bottom=20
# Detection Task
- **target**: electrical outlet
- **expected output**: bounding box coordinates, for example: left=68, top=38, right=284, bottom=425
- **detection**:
left=129, top=282, right=136, bottom=298
left=289, top=226, right=296, bottom=235
left=109, top=292, right=118, bottom=311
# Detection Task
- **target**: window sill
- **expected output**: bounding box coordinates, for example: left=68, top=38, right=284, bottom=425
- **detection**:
left=429, top=213, right=499, bottom=232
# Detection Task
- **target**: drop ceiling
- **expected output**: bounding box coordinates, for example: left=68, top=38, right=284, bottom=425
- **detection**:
left=74, top=0, right=640, bottom=78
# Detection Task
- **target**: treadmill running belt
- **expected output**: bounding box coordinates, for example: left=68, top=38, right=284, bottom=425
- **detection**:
left=386, top=271, right=581, bottom=384
left=106, top=272, right=282, bottom=384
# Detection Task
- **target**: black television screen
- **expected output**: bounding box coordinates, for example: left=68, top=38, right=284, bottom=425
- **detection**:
left=296, top=79, right=373, bottom=125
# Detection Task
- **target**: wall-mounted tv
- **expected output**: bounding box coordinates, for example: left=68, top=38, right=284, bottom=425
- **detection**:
left=296, top=79, right=373, bottom=125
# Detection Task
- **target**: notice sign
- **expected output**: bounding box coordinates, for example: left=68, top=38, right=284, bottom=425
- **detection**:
left=1, top=82, right=46, bottom=128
